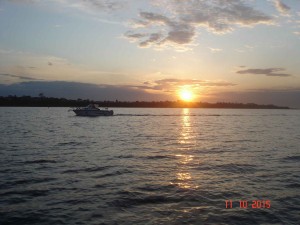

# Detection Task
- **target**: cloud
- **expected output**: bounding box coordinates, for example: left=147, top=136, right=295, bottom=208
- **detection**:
left=66, top=0, right=126, bottom=13
left=5, top=0, right=127, bottom=23
left=273, top=0, right=290, bottom=16
left=0, top=49, right=12, bottom=54
left=125, top=11, right=196, bottom=49
left=236, top=68, right=292, bottom=77
left=129, top=79, right=236, bottom=94
left=0, top=73, right=40, bottom=81
left=6, top=0, right=276, bottom=50
left=0, top=49, right=132, bottom=85
left=0, top=81, right=169, bottom=101
left=6, top=0, right=128, bottom=27
left=154, top=79, right=235, bottom=87
left=294, top=31, right=300, bottom=36
left=1, top=81, right=299, bottom=108
left=7, top=0, right=126, bottom=12
left=7, top=0, right=40, bottom=3
left=139, top=32, right=164, bottom=48
left=0, top=50, right=77, bottom=82
left=208, top=47, right=223, bottom=53
left=207, top=89, right=300, bottom=108
left=126, top=0, right=273, bottom=49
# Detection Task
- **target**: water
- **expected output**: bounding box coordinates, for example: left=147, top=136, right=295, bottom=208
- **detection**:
left=0, top=107, right=299, bottom=225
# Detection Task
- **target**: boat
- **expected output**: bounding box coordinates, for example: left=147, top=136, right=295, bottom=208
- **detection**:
left=72, top=104, right=114, bottom=116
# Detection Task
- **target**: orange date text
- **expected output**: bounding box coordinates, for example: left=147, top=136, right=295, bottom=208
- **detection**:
left=225, top=200, right=271, bottom=209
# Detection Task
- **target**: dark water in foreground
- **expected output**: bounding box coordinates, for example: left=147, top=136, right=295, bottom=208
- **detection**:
left=0, top=107, right=299, bottom=225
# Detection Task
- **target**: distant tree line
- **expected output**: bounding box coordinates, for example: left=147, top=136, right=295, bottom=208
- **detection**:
left=0, top=95, right=289, bottom=109
left=0, top=95, right=90, bottom=107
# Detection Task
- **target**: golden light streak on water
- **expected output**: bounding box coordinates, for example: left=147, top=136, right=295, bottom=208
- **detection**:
left=173, top=108, right=199, bottom=189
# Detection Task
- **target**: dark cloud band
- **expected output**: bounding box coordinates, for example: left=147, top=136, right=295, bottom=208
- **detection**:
left=236, top=68, right=292, bottom=77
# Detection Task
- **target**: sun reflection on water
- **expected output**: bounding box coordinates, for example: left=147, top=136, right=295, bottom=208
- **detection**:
left=179, top=108, right=192, bottom=145
left=175, top=154, right=193, bottom=164
left=171, top=108, right=199, bottom=189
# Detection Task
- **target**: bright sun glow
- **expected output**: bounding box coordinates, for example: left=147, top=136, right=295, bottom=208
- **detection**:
left=180, top=89, right=193, bottom=101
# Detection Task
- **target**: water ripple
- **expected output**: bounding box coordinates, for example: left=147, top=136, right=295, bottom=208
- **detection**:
left=0, top=108, right=299, bottom=225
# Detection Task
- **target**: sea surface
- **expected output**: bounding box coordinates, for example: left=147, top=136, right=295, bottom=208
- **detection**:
left=0, top=107, right=299, bottom=225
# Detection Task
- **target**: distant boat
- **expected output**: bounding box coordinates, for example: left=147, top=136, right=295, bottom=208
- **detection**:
left=72, top=104, right=113, bottom=116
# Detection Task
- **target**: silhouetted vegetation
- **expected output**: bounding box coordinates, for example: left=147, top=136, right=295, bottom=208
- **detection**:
left=0, top=95, right=90, bottom=107
left=0, top=95, right=290, bottom=109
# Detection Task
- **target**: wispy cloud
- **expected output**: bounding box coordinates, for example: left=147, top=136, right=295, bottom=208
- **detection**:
left=294, top=31, right=300, bottom=36
left=65, top=0, right=126, bottom=13
left=236, top=68, right=292, bottom=77
left=154, top=79, right=235, bottom=87
left=6, top=0, right=125, bottom=11
left=0, top=49, right=131, bottom=84
left=273, top=0, right=291, bottom=16
left=6, top=0, right=40, bottom=3
left=6, top=0, right=127, bottom=26
left=129, top=79, right=236, bottom=95
left=208, top=47, right=223, bottom=53
left=0, top=73, right=40, bottom=81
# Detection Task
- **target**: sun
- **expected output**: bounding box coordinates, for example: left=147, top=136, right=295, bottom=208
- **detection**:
left=179, top=89, right=194, bottom=102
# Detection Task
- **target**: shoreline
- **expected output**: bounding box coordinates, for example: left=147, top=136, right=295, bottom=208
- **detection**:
left=0, top=96, right=290, bottom=109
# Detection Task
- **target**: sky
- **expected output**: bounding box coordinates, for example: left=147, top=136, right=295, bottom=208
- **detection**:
left=0, top=0, right=299, bottom=107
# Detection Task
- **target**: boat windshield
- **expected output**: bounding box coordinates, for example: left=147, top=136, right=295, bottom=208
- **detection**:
left=87, top=104, right=97, bottom=109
